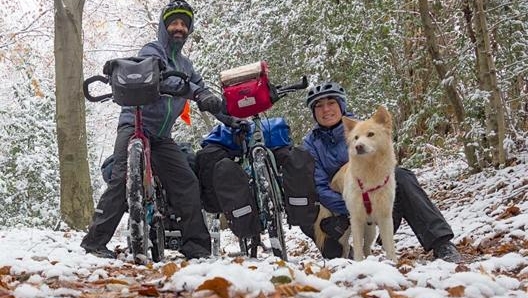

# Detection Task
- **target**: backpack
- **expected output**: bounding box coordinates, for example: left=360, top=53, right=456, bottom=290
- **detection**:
left=281, top=147, right=320, bottom=226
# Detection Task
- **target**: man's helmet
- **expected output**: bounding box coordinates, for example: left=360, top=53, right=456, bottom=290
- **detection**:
left=306, top=82, right=346, bottom=110
left=162, top=0, right=194, bottom=32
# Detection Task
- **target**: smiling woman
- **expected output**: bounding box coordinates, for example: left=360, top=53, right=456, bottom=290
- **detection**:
left=313, top=98, right=342, bottom=128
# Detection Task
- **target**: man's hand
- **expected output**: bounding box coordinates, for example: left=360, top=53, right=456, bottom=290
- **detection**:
left=194, top=88, right=223, bottom=114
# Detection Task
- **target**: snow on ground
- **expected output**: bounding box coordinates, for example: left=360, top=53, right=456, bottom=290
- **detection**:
left=1, top=157, right=527, bottom=297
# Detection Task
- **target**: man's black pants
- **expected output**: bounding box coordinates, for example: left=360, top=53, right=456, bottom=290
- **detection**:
left=81, top=125, right=210, bottom=258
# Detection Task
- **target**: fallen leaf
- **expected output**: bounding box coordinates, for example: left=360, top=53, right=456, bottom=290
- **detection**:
left=92, top=278, right=129, bottom=285
left=298, top=284, right=319, bottom=293
left=180, top=260, right=189, bottom=268
left=196, top=276, right=231, bottom=298
left=447, top=285, right=465, bottom=297
left=496, top=205, right=520, bottom=220
left=0, top=287, right=14, bottom=298
left=315, top=267, right=331, bottom=280
left=270, top=275, right=292, bottom=285
left=455, top=264, right=470, bottom=273
left=131, top=284, right=159, bottom=297
left=232, top=256, right=245, bottom=264
left=161, top=262, right=179, bottom=278
left=276, top=284, right=297, bottom=296
left=388, top=288, right=409, bottom=298
left=0, top=267, right=10, bottom=275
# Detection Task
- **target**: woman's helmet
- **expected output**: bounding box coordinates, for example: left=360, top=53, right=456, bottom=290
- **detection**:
left=162, top=0, right=194, bottom=32
left=305, top=82, right=346, bottom=110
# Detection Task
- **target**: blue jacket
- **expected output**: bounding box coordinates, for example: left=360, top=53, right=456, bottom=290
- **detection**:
left=302, top=112, right=355, bottom=215
left=117, top=10, right=206, bottom=138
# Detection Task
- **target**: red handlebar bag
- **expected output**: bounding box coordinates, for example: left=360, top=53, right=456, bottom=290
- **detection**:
left=221, top=61, right=271, bottom=118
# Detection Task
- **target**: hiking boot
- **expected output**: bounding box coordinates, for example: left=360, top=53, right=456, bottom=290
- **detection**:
left=320, top=215, right=350, bottom=240
left=85, top=247, right=117, bottom=259
left=433, top=242, right=461, bottom=263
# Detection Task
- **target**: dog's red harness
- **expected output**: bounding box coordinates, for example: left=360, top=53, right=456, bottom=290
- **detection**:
left=356, top=176, right=390, bottom=214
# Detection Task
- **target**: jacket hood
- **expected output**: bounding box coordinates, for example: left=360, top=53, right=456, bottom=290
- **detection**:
left=157, top=11, right=188, bottom=55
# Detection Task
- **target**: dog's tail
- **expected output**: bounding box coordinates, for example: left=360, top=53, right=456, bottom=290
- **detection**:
left=313, top=205, right=333, bottom=252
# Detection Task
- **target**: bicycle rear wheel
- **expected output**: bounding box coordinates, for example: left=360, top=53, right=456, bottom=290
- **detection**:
left=253, top=149, right=288, bottom=261
left=127, top=139, right=149, bottom=264
left=150, top=177, right=166, bottom=262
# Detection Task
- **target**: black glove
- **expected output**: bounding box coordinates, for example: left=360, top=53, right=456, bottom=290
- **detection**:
left=320, top=215, right=350, bottom=240
left=194, top=88, right=223, bottom=114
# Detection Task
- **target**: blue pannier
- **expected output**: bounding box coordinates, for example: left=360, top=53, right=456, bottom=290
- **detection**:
left=201, top=117, right=291, bottom=151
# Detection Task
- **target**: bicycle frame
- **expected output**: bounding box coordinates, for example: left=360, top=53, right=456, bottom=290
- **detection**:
left=132, top=107, right=155, bottom=202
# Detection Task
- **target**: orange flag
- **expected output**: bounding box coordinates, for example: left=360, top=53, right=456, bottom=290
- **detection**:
left=180, top=99, right=191, bottom=125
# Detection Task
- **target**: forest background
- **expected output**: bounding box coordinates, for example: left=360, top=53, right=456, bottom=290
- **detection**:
left=0, top=0, right=527, bottom=229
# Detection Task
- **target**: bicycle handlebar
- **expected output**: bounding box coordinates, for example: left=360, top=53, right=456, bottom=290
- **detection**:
left=160, top=71, right=191, bottom=96
left=83, top=70, right=190, bottom=103
left=276, top=75, right=308, bottom=97
left=83, top=75, right=112, bottom=102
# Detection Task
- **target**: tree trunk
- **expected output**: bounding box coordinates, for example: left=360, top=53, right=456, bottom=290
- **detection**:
left=417, top=0, right=480, bottom=172
left=54, top=0, right=94, bottom=230
left=473, top=0, right=506, bottom=167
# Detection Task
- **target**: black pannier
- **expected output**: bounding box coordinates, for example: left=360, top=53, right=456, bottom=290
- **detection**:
left=195, top=144, right=232, bottom=213
left=281, top=147, right=320, bottom=226
left=213, top=158, right=262, bottom=238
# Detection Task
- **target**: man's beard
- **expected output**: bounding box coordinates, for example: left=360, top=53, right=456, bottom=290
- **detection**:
left=168, top=30, right=188, bottom=44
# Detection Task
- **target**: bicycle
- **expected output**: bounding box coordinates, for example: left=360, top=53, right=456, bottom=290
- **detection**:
left=83, top=56, right=190, bottom=264
left=216, top=61, right=308, bottom=261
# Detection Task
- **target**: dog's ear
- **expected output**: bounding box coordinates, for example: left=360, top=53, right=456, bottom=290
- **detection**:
left=342, top=116, right=358, bottom=133
left=372, top=106, right=392, bottom=130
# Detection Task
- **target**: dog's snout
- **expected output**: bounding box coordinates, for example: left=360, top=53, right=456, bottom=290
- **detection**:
left=355, top=144, right=366, bottom=155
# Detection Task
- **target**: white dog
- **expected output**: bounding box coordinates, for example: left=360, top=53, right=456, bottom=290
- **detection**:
left=331, top=106, right=397, bottom=262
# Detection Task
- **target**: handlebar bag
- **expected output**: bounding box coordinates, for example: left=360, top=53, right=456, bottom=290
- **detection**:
left=220, top=61, right=272, bottom=118
left=103, top=57, right=163, bottom=106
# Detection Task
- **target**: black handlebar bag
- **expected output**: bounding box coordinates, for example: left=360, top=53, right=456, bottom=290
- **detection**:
left=103, top=56, right=164, bottom=106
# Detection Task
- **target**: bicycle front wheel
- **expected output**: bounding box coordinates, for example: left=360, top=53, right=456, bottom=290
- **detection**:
left=253, top=148, right=288, bottom=261
left=127, top=139, right=149, bottom=264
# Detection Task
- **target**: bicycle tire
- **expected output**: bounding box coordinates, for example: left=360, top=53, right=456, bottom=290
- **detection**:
left=150, top=218, right=165, bottom=262
left=209, top=213, right=221, bottom=257
left=253, top=148, right=288, bottom=261
left=150, top=177, right=166, bottom=262
left=126, top=139, right=149, bottom=264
